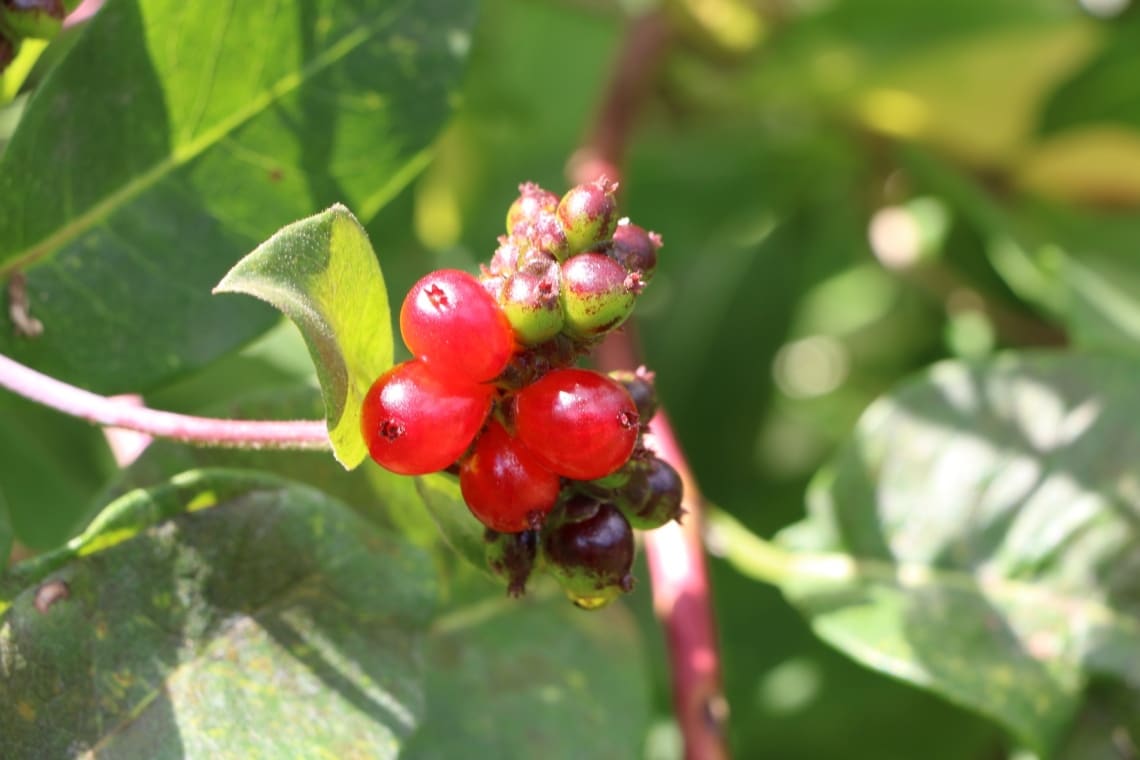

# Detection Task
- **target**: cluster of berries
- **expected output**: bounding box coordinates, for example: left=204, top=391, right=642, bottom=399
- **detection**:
left=361, top=178, right=682, bottom=608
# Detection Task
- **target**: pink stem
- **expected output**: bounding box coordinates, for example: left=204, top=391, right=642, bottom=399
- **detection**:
left=0, top=352, right=330, bottom=449
left=573, top=12, right=730, bottom=760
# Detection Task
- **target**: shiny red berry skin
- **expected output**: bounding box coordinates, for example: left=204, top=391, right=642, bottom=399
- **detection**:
left=460, top=420, right=561, bottom=532
left=514, top=368, right=639, bottom=480
left=361, top=360, right=493, bottom=475
left=400, top=269, right=515, bottom=383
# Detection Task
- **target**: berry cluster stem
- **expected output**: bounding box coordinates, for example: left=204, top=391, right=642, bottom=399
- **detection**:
left=0, top=352, right=330, bottom=449
left=574, top=11, right=730, bottom=760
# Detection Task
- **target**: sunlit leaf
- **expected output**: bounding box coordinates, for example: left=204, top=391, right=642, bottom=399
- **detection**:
left=215, top=204, right=391, bottom=469
left=767, top=353, right=1140, bottom=753
left=0, top=468, right=437, bottom=757
left=0, top=0, right=473, bottom=392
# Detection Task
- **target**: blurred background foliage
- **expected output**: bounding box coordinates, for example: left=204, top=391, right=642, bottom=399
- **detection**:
left=3, top=0, right=1140, bottom=757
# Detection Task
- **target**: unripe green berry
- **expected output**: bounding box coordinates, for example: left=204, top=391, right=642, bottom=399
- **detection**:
left=506, top=182, right=559, bottom=236
left=499, top=269, right=564, bottom=345
left=485, top=528, right=539, bottom=598
left=610, top=219, right=661, bottom=281
left=559, top=252, right=636, bottom=338
left=1, top=0, right=65, bottom=40
left=557, top=177, right=620, bottom=255
left=541, top=495, right=635, bottom=610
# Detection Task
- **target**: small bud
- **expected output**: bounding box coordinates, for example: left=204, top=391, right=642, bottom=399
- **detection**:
left=610, top=219, right=661, bottom=280
left=541, top=495, right=635, bottom=610
left=559, top=252, right=636, bottom=338
left=1, top=0, right=66, bottom=40
left=521, top=210, right=570, bottom=262
left=608, top=366, right=658, bottom=422
left=485, top=528, right=539, bottom=598
left=557, top=177, right=620, bottom=255
left=488, top=235, right=522, bottom=276
left=499, top=269, right=564, bottom=345
left=506, top=182, right=559, bottom=236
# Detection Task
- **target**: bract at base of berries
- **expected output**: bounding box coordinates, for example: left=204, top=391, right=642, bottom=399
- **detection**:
left=557, top=177, right=620, bottom=255
left=485, top=528, right=539, bottom=597
left=361, top=359, right=492, bottom=475
left=560, top=253, right=636, bottom=338
left=542, top=496, right=635, bottom=610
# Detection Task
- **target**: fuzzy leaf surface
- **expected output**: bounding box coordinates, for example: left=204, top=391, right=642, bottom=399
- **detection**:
left=214, top=205, right=391, bottom=468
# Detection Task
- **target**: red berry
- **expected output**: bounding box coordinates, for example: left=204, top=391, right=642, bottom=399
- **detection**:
left=400, top=269, right=515, bottom=384
left=361, top=359, right=493, bottom=475
left=460, top=420, right=561, bottom=532
left=514, top=368, right=639, bottom=480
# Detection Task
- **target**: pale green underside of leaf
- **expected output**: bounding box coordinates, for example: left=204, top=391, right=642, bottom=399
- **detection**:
left=0, top=0, right=473, bottom=392
left=214, top=205, right=392, bottom=469
left=767, top=352, right=1140, bottom=754
left=0, top=468, right=437, bottom=757
left=415, top=472, right=487, bottom=573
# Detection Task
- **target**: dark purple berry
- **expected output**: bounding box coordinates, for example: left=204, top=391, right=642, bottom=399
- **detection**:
left=557, top=177, right=620, bottom=255
left=541, top=495, right=635, bottom=609
left=619, top=457, right=684, bottom=530
left=609, top=220, right=661, bottom=280
left=559, top=252, right=636, bottom=338
left=485, top=528, right=539, bottom=597
left=608, top=367, right=658, bottom=423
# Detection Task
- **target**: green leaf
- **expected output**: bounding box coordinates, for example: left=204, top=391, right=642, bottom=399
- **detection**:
left=0, top=468, right=437, bottom=757
left=1037, top=20, right=1140, bottom=137
left=0, top=393, right=115, bottom=550
left=763, top=353, right=1140, bottom=754
left=415, top=472, right=486, bottom=573
left=0, top=491, right=11, bottom=567
left=405, top=596, right=650, bottom=759
left=0, top=0, right=474, bottom=393
left=214, top=204, right=392, bottom=469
